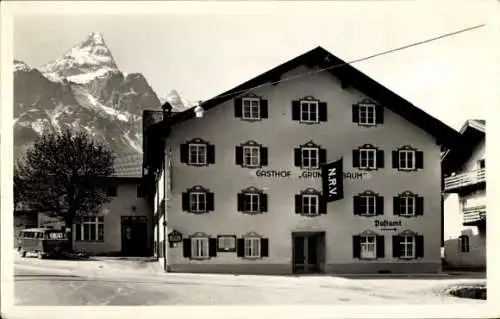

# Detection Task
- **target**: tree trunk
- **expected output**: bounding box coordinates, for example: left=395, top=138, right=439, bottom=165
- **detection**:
left=64, top=215, right=75, bottom=252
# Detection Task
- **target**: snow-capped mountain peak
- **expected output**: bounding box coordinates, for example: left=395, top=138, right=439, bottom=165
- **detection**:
left=161, top=89, right=194, bottom=112
left=14, top=59, right=32, bottom=72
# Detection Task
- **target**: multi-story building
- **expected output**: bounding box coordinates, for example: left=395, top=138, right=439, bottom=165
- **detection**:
left=442, top=119, right=486, bottom=270
left=144, top=46, right=460, bottom=274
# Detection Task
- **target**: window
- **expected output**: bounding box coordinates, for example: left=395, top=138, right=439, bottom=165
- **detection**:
left=302, top=194, right=319, bottom=215
left=352, top=99, right=384, bottom=125
left=236, top=141, right=268, bottom=168
left=242, top=98, right=260, bottom=120
left=399, top=196, right=415, bottom=216
left=399, top=150, right=415, bottom=170
left=244, top=237, right=261, bottom=258
left=237, top=187, right=268, bottom=214
left=354, top=191, right=383, bottom=216
left=393, top=147, right=423, bottom=170
left=359, top=148, right=376, bottom=169
left=360, top=235, right=377, bottom=259
left=394, top=192, right=423, bottom=216
left=191, top=237, right=209, bottom=259
left=189, top=143, right=207, bottom=165
left=300, top=101, right=319, bottom=123
left=353, top=145, right=384, bottom=170
left=360, top=195, right=376, bottom=216
left=479, top=159, right=485, bottom=169
left=182, top=186, right=214, bottom=213
left=190, top=192, right=206, bottom=213
left=399, top=235, right=415, bottom=258
left=244, top=193, right=260, bottom=213
left=217, top=235, right=236, bottom=252
left=459, top=235, right=470, bottom=253
left=302, top=147, right=319, bottom=169
left=359, top=103, right=376, bottom=125
left=75, top=216, right=104, bottom=241
left=180, top=138, right=215, bottom=166
left=295, top=141, right=326, bottom=169
left=243, top=146, right=260, bottom=167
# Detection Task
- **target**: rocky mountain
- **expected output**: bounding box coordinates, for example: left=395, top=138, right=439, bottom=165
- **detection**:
left=160, top=89, right=194, bottom=112
left=14, top=32, right=163, bottom=164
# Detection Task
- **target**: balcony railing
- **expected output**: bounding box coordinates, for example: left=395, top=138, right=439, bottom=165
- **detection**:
left=463, top=205, right=486, bottom=225
left=444, top=168, right=485, bottom=192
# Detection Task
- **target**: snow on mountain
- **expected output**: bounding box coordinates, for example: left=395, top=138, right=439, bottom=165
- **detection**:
left=160, top=89, right=194, bottom=112
left=14, top=60, right=32, bottom=72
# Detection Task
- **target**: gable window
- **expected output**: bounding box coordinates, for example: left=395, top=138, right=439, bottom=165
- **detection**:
left=393, top=232, right=424, bottom=259
left=295, top=188, right=326, bottom=216
left=459, top=235, right=470, bottom=253
left=352, top=144, right=384, bottom=170
left=235, top=141, right=268, bottom=168
left=237, top=187, right=268, bottom=214
left=180, top=138, right=215, bottom=166
left=294, top=141, right=326, bottom=169
left=217, top=235, right=237, bottom=252
left=352, top=99, right=384, bottom=126
left=182, top=185, right=214, bottom=213
left=393, top=191, right=424, bottom=217
left=75, top=216, right=104, bottom=242
left=353, top=191, right=384, bottom=216
left=183, top=233, right=217, bottom=260
left=242, top=98, right=260, bottom=120
left=236, top=233, right=269, bottom=259
left=392, top=146, right=423, bottom=171
left=353, top=233, right=385, bottom=259
left=291, top=96, right=327, bottom=124
left=234, top=94, right=268, bottom=121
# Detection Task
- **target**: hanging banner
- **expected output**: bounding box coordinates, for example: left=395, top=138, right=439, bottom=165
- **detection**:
left=321, top=157, right=344, bottom=202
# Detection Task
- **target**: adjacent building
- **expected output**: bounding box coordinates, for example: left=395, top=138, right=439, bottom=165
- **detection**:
left=144, top=46, right=461, bottom=274
left=442, top=119, right=486, bottom=270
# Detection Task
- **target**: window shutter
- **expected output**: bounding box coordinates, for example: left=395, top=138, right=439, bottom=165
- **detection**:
left=319, top=148, right=327, bottom=165
left=353, top=196, right=361, bottom=215
left=376, top=196, right=384, bottom=215
left=260, top=147, right=268, bottom=166
left=375, top=105, right=384, bottom=124
left=237, top=193, right=245, bottom=212
left=292, top=100, right=301, bottom=121
left=235, top=146, right=243, bottom=165
left=206, top=192, right=214, bottom=212
left=180, top=143, right=189, bottom=163
left=376, top=236, right=385, bottom=258
left=319, top=195, right=327, bottom=214
left=183, top=238, right=191, bottom=258
left=209, top=238, right=217, bottom=257
left=236, top=238, right=245, bottom=257
left=352, top=104, right=359, bottom=123
left=352, top=236, right=361, bottom=258
left=234, top=98, right=242, bottom=118
left=416, top=196, right=424, bottom=216
left=415, top=235, right=424, bottom=258
left=393, top=197, right=400, bottom=215
left=207, top=144, right=215, bottom=164
left=318, top=102, right=327, bottom=122
left=352, top=150, right=360, bottom=168
left=376, top=150, right=384, bottom=168
left=260, top=238, right=269, bottom=257
left=260, top=100, right=268, bottom=118
left=182, top=192, right=190, bottom=212
left=260, top=193, right=268, bottom=212
left=392, top=236, right=401, bottom=258
left=416, top=151, right=424, bottom=169
left=295, top=195, right=302, bottom=214
left=294, top=148, right=302, bottom=167
left=392, top=151, right=399, bottom=169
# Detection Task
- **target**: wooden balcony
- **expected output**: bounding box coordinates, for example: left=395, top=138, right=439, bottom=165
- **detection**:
left=463, top=205, right=486, bottom=226
left=444, top=168, right=485, bottom=192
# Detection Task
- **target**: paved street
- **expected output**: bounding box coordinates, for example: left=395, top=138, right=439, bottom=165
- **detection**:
left=13, top=252, right=486, bottom=306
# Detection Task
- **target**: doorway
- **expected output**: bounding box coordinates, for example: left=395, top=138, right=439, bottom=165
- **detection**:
left=292, top=232, right=326, bottom=274
left=121, top=216, right=148, bottom=256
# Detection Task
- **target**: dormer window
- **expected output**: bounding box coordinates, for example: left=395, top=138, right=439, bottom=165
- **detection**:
left=234, top=94, right=268, bottom=121
left=352, top=99, right=384, bottom=126
left=291, top=96, right=327, bottom=124
left=180, top=138, right=215, bottom=166
left=235, top=141, right=268, bottom=168
left=294, top=141, right=326, bottom=169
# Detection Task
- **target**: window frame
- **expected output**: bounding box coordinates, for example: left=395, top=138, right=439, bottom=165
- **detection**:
left=191, top=236, right=210, bottom=260
left=301, top=147, right=320, bottom=169
left=302, top=194, right=319, bottom=216
left=299, top=100, right=319, bottom=123
left=188, top=143, right=207, bottom=165
left=459, top=235, right=470, bottom=253
left=360, top=195, right=377, bottom=216
left=217, top=235, right=237, bottom=252
left=398, top=149, right=416, bottom=170
left=358, top=103, right=376, bottom=126
left=399, top=235, right=416, bottom=259
left=242, top=145, right=261, bottom=168
left=360, top=235, right=377, bottom=259
left=189, top=191, right=207, bottom=213
left=399, top=195, right=416, bottom=217
left=243, top=192, right=260, bottom=213
left=241, top=97, right=261, bottom=120
left=75, top=216, right=104, bottom=242
left=359, top=148, right=377, bottom=169
left=244, top=236, right=261, bottom=258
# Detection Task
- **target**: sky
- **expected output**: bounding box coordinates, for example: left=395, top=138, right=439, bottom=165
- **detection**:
left=11, top=1, right=497, bottom=131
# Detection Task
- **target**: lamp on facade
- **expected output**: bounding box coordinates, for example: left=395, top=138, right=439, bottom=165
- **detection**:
left=194, top=101, right=204, bottom=118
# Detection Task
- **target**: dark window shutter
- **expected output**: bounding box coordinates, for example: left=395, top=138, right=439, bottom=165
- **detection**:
left=376, top=150, right=384, bottom=168
left=376, top=196, right=384, bottom=215
left=206, top=192, right=214, bottom=211
left=292, top=100, right=301, bottom=121
left=183, top=238, right=191, bottom=258
left=352, top=236, right=361, bottom=258
left=416, top=151, right=424, bottom=169
left=294, top=148, right=302, bottom=167
left=392, top=236, right=401, bottom=258
left=182, top=192, right=190, bottom=212
left=207, top=145, right=215, bottom=164
left=260, top=193, right=268, bottom=212
left=352, top=150, right=360, bottom=168
left=376, top=236, right=385, bottom=258
left=209, top=238, right=217, bottom=257
left=260, top=100, right=268, bottom=118
left=260, top=147, right=268, bottom=166
left=352, top=104, right=360, bottom=123
left=234, top=98, right=242, bottom=117
left=319, top=148, right=327, bottom=165
left=180, top=143, right=189, bottom=163
left=318, top=102, right=327, bottom=122
left=353, top=196, right=361, bottom=215
left=392, top=151, right=399, bottom=169
left=237, top=193, right=245, bottom=212
left=415, top=235, right=424, bottom=258
left=235, top=146, right=243, bottom=165
left=237, top=238, right=245, bottom=257
left=260, top=238, right=269, bottom=257
left=393, top=197, right=400, bottom=215
left=319, top=195, right=327, bottom=214
left=416, top=196, right=424, bottom=216
left=295, top=195, right=302, bottom=214
left=375, top=105, right=384, bottom=124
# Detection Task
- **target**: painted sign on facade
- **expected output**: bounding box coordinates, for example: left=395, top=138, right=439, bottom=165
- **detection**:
left=168, top=230, right=183, bottom=243
left=374, top=219, right=402, bottom=231
left=254, top=169, right=369, bottom=179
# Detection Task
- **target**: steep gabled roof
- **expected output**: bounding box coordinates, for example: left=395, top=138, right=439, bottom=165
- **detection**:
left=166, top=46, right=460, bottom=148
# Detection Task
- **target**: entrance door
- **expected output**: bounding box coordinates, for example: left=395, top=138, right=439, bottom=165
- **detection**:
left=121, top=216, right=148, bottom=256
left=292, top=232, right=325, bottom=274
